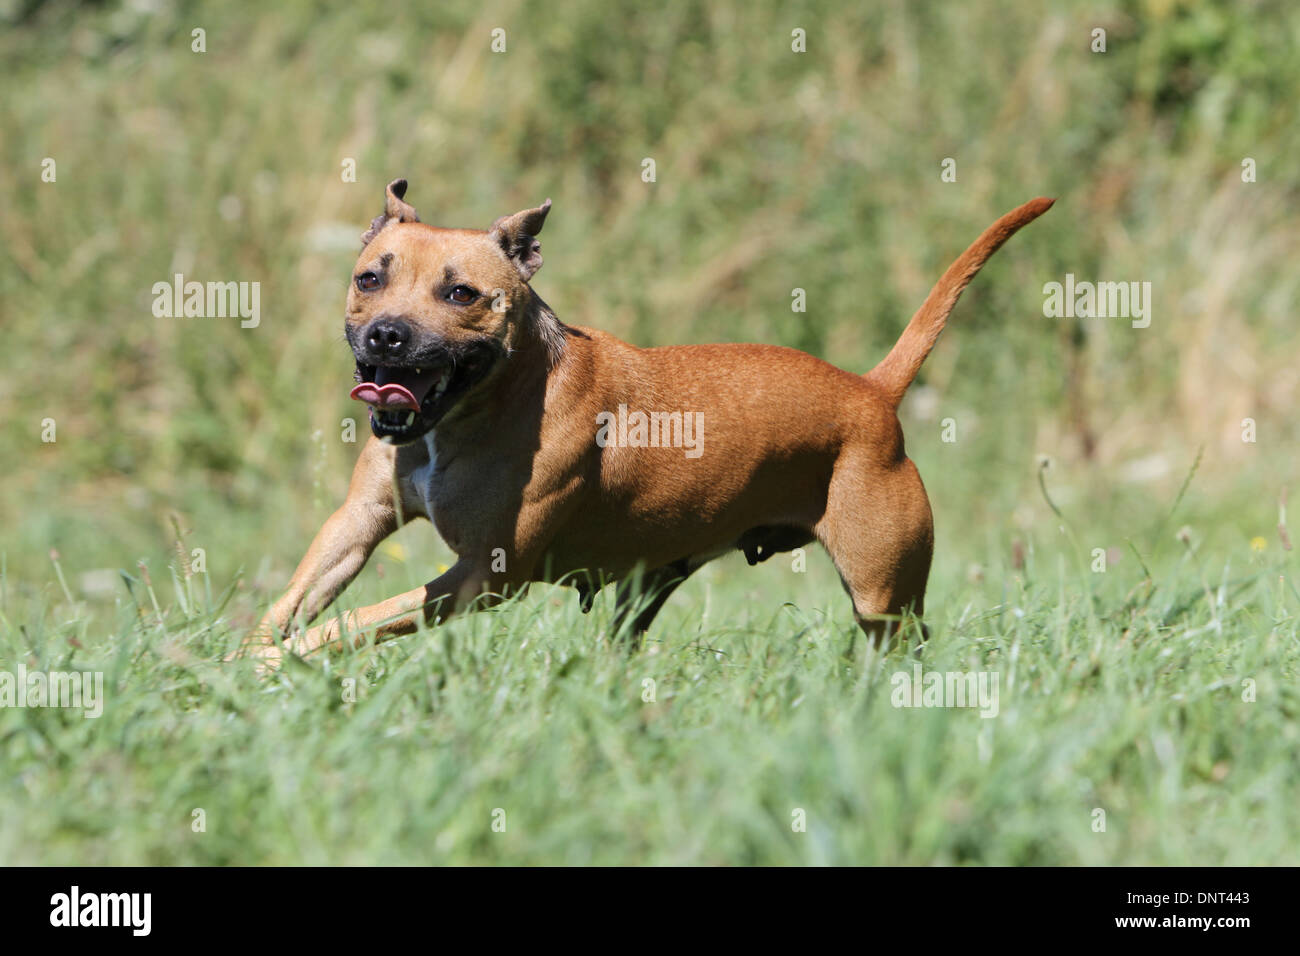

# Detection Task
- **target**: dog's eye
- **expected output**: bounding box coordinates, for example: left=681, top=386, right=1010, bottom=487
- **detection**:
left=448, top=285, right=478, bottom=304
left=356, top=272, right=382, bottom=292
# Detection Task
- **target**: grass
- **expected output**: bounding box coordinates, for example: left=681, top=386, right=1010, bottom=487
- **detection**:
left=2, top=0, right=1299, bottom=864
left=2, top=464, right=1297, bottom=864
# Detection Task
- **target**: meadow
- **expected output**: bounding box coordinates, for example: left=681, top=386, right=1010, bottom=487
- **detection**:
left=1, top=0, right=1297, bottom=864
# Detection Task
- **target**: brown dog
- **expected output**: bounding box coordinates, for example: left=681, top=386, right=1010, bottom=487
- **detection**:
left=242, top=180, right=1052, bottom=668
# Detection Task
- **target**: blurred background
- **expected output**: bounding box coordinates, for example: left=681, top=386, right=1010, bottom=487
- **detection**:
left=1, top=0, right=1296, bottom=628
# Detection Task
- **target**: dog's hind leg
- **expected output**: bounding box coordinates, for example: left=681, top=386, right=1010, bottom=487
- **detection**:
left=612, top=560, right=696, bottom=642
left=815, top=454, right=933, bottom=645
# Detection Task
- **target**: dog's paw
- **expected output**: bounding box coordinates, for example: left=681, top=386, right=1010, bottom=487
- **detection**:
left=246, top=640, right=285, bottom=677
left=226, top=619, right=291, bottom=675
left=297, top=617, right=346, bottom=656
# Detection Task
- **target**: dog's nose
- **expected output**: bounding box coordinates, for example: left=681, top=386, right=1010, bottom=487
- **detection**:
left=364, top=318, right=411, bottom=357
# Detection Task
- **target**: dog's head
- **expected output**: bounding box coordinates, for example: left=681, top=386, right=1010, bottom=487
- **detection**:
left=345, top=178, right=553, bottom=444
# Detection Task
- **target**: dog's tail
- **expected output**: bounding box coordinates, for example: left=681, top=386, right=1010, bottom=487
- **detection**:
left=864, top=197, right=1054, bottom=407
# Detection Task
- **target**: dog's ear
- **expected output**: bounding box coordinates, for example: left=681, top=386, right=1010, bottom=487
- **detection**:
left=360, top=179, right=420, bottom=246
left=489, top=199, right=552, bottom=279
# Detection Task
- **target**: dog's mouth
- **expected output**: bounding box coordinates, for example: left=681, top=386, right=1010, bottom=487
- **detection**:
left=350, top=346, right=498, bottom=444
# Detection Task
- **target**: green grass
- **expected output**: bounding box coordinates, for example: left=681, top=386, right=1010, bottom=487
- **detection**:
left=2, top=474, right=1298, bottom=864
left=2, top=0, right=1299, bottom=864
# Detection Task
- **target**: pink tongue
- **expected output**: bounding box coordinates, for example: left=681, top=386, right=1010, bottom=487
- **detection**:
left=350, top=367, right=439, bottom=412
left=350, top=381, right=420, bottom=411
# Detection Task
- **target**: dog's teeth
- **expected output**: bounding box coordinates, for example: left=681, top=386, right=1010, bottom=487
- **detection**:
left=415, top=368, right=423, bottom=374
left=405, top=412, right=416, bottom=425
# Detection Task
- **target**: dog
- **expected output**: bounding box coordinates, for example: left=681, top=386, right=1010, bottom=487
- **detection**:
left=241, top=179, right=1052, bottom=668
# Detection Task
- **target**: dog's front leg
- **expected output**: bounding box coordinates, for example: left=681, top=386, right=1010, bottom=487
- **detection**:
left=275, top=488, right=569, bottom=664
left=237, top=438, right=401, bottom=666
left=293, top=559, right=496, bottom=656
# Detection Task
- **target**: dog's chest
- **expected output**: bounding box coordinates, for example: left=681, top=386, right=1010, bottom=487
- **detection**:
left=401, top=432, right=440, bottom=520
